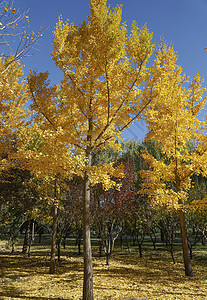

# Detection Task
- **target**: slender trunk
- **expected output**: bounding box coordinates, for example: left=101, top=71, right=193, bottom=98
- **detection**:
left=49, top=204, right=58, bottom=274
left=189, top=245, right=193, bottom=260
left=168, top=233, right=176, bottom=264
left=106, top=253, right=110, bottom=265
left=170, top=243, right=176, bottom=264
left=8, top=237, right=11, bottom=249
left=176, top=174, right=193, bottom=277
left=179, top=209, right=193, bottom=276
left=39, top=232, right=42, bottom=244
left=83, top=112, right=94, bottom=300
left=150, top=231, right=156, bottom=250
left=83, top=168, right=93, bottom=300
left=138, top=243, right=142, bottom=258
left=126, top=236, right=131, bottom=254
left=137, top=228, right=145, bottom=258
left=22, top=217, right=30, bottom=254
left=28, top=220, right=35, bottom=257
left=202, top=236, right=206, bottom=246
left=57, top=237, right=62, bottom=262
left=105, top=238, right=111, bottom=265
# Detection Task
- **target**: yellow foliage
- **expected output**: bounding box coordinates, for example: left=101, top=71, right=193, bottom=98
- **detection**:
left=140, top=45, right=207, bottom=211
left=23, top=0, right=154, bottom=188
left=0, top=57, right=29, bottom=171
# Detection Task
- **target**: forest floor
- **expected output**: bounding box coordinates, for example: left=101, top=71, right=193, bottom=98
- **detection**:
left=0, top=237, right=206, bottom=299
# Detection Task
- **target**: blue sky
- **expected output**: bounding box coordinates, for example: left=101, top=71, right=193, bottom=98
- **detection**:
left=15, top=0, right=207, bottom=141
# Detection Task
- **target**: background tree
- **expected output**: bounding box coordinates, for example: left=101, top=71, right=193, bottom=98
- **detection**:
left=92, top=160, right=137, bottom=265
left=139, top=44, right=207, bottom=276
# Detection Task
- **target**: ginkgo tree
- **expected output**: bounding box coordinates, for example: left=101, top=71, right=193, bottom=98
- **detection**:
left=140, top=44, right=207, bottom=277
left=22, top=0, right=157, bottom=298
left=0, top=0, right=43, bottom=172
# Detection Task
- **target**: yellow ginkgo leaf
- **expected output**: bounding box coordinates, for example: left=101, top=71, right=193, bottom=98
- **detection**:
left=4, top=6, right=9, bottom=12
left=12, top=8, right=16, bottom=14
left=205, top=47, right=207, bottom=51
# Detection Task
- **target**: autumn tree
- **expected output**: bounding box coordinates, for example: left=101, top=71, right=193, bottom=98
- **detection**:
left=23, top=0, right=156, bottom=298
left=92, top=159, right=137, bottom=265
left=0, top=0, right=44, bottom=173
left=0, top=56, right=30, bottom=175
left=140, top=44, right=207, bottom=276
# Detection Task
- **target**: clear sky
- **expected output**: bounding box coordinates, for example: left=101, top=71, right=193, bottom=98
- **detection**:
left=14, top=0, right=207, bottom=141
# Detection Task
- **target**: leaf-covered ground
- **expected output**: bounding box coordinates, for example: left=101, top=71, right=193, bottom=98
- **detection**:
left=0, top=238, right=206, bottom=299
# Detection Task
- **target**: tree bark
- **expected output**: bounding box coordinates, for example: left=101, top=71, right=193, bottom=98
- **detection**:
left=63, top=235, right=66, bottom=249
left=28, top=220, right=35, bottom=257
left=57, top=238, right=61, bottom=262
left=138, top=243, right=142, bottom=258
left=126, top=236, right=131, bottom=254
left=176, top=174, right=193, bottom=277
left=202, top=236, right=206, bottom=246
left=22, top=216, right=30, bottom=254
left=39, top=229, right=42, bottom=244
left=179, top=209, right=193, bottom=276
left=106, top=253, right=110, bottom=265
left=169, top=242, right=175, bottom=264
left=49, top=204, right=58, bottom=274
left=83, top=157, right=94, bottom=300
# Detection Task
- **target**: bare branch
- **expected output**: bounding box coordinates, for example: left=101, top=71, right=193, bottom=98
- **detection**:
left=0, top=0, right=45, bottom=74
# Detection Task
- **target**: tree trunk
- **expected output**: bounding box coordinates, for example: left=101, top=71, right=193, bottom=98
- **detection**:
left=63, top=235, right=66, bottom=249
left=49, top=204, right=58, bottom=274
left=176, top=175, right=193, bottom=277
left=170, top=243, right=175, bottom=264
left=57, top=238, right=61, bottom=262
left=150, top=232, right=156, bottom=250
left=179, top=209, right=193, bottom=276
left=138, top=243, right=142, bottom=258
left=28, top=220, right=35, bottom=257
left=189, top=245, right=193, bottom=260
left=39, top=231, right=42, bottom=244
left=125, top=235, right=131, bottom=254
left=22, top=217, right=30, bottom=254
left=201, top=236, right=206, bottom=246
left=106, top=253, right=110, bottom=265
left=8, top=237, right=11, bottom=249
left=83, top=170, right=93, bottom=300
